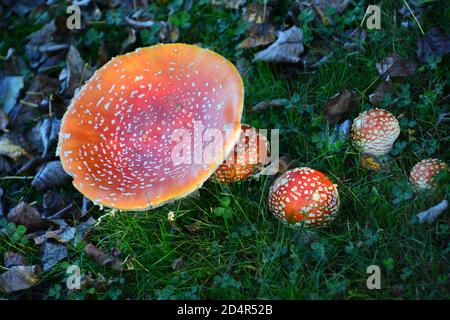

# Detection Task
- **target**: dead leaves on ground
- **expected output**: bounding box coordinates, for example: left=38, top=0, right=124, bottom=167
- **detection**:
left=31, top=161, right=71, bottom=191
left=84, top=243, right=124, bottom=271
left=254, top=26, right=304, bottom=63
left=417, top=27, right=450, bottom=64
left=0, top=265, right=40, bottom=293
left=324, top=90, right=360, bottom=124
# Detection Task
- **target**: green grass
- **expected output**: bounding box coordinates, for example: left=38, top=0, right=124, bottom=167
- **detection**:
left=0, top=0, right=449, bottom=300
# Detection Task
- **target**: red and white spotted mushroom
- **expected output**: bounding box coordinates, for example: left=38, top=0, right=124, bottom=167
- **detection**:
left=211, top=124, right=269, bottom=183
left=57, top=44, right=244, bottom=210
left=410, top=159, right=447, bottom=191
left=269, top=167, right=340, bottom=227
left=351, top=108, right=400, bottom=156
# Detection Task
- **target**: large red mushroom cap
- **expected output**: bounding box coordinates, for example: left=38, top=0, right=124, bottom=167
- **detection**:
left=211, top=124, right=269, bottom=183
left=410, top=159, right=447, bottom=191
left=351, top=108, right=400, bottom=156
left=58, top=44, right=244, bottom=210
left=269, top=167, right=340, bottom=227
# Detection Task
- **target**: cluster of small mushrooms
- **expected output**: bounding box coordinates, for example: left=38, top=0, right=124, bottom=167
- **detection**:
left=58, top=44, right=447, bottom=228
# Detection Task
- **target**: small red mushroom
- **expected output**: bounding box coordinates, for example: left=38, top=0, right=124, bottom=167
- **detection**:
left=58, top=44, right=244, bottom=210
left=410, top=159, right=447, bottom=191
left=269, top=167, right=340, bottom=227
left=351, top=108, right=400, bottom=156
left=211, top=124, right=269, bottom=183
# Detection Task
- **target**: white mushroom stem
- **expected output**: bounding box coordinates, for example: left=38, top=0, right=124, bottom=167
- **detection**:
left=416, top=199, right=448, bottom=224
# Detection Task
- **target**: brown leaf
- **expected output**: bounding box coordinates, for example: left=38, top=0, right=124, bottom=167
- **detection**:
left=4, top=251, right=29, bottom=268
left=376, top=54, right=417, bottom=79
left=7, top=202, right=50, bottom=232
left=238, top=3, right=276, bottom=49
left=369, top=79, right=396, bottom=106
left=0, top=265, right=40, bottom=293
left=253, top=26, right=304, bottom=63
left=3, top=48, right=29, bottom=76
left=324, top=89, right=360, bottom=123
left=33, top=223, right=75, bottom=245
left=31, top=160, right=72, bottom=191
left=61, top=46, right=95, bottom=97
left=0, top=136, right=30, bottom=161
left=250, top=99, right=289, bottom=113
left=84, top=243, right=123, bottom=270
left=42, top=191, right=65, bottom=217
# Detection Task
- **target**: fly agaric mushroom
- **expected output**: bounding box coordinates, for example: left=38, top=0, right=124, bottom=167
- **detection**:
left=211, top=124, right=269, bottom=183
left=410, top=159, right=447, bottom=191
left=58, top=44, right=244, bottom=210
left=351, top=108, right=400, bottom=156
left=269, top=167, right=340, bottom=227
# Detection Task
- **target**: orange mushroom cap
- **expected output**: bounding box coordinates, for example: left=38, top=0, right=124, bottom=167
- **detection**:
left=410, top=159, right=447, bottom=191
left=211, top=124, right=269, bottom=183
left=58, top=44, right=244, bottom=210
left=351, top=108, right=400, bottom=156
left=269, top=167, right=340, bottom=227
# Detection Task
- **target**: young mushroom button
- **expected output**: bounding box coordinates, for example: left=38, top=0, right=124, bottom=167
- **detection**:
left=269, top=167, right=340, bottom=227
left=211, top=124, right=270, bottom=183
left=410, top=159, right=447, bottom=191
left=57, top=44, right=244, bottom=210
left=351, top=108, right=400, bottom=156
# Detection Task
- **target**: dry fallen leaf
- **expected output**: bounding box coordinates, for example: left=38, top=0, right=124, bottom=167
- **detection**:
left=253, top=26, right=304, bottom=63
left=7, top=202, right=50, bottom=232
left=61, top=46, right=95, bottom=97
left=376, top=54, right=417, bottom=79
left=250, top=99, right=290, bottom=113
left=329, top=119, right=352, bottom=144
left=40, top=241, right=68, bottom=271
left=33, top=223, right=76, bottom=245
left=0, top=76, right=24, bottom=114
left=0, top=110, right=9, bottom=131
left=0, top=265, right=40, bottom=293
left=0, top=136, right=30, bottom=161
left=40, top=118, right=61, bottom=157
left=417, top=27, right=450, bottom=64
left=31, top=160, right=72, bottom=191
left=324, top=89, right=360, bottom=124
left=0, top=156, right=12, bottom=175
left=4, top=251, right=29, bottom=268
left=238, top=3, right=276, bottom=49
left=369, top=79, right=396, bottom=106
left=84, top=243, right=123, bottom=271
left=43, top=191, right=65, bottom=217
left=416, top=199, right=448, bottom=224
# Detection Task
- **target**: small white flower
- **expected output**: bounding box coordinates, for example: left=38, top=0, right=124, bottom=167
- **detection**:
left=167, top=211, right=175, bottom=222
